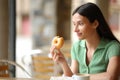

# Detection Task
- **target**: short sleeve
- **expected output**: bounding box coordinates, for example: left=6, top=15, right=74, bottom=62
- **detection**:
left=107, top=41, right=120, bottom=59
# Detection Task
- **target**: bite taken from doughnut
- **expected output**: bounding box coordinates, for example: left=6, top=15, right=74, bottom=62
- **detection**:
left=52, top=36, right=64, bottom=49
left=48, top=36, right=64, bottom=58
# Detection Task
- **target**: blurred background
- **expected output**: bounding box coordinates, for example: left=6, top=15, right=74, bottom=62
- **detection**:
left=0, top=0, right=120, bottom=79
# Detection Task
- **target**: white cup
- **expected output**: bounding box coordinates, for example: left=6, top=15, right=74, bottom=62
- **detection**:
left=72, top=74, right=90, bottom=80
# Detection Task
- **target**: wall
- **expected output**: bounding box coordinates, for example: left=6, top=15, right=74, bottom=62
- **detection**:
left=56, top=0, right=71, bottom=40
left=0, top=0, right=9, bottom=59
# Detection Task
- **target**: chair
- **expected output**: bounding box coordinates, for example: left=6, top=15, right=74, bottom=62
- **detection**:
left=31, top=53, right=55, bottom=80
left=0, top=59, right=32, bottom=78
left=0, top=63, right=9, bottom=77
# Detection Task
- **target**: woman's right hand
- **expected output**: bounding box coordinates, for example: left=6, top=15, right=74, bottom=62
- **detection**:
left=50, top=46, right=67, bottom=64
left=50, top=46, right=73, bottom=77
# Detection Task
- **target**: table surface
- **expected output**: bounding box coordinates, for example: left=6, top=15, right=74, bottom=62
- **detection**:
left=0, top=78, right=40, bottom=80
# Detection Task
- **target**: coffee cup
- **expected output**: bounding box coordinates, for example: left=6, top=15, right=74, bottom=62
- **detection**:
left=72, top=74, right=90, bottom=80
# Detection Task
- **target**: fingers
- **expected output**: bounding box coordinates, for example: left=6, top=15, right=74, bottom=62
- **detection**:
left=52, top=52, right=58, bottom=62
left=50, top=45, right=56, bottom=57
left=52, top=49, right=60, bottom=60
left=50, top=46, right=61, bottom=56
left=52, top=51, right=65, bottom=63
left=53, top=53, right=61, bottom=63
left=50, top=45, right=55, bottom=54
left=50, top=46, right=65, bottom=63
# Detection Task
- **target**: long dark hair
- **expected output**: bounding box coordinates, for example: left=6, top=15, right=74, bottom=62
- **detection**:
left=72, top=2, right=117, bottom=41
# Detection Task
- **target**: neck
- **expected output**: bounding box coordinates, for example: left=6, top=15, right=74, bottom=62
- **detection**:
left=85, top=33, right=101, bottom=51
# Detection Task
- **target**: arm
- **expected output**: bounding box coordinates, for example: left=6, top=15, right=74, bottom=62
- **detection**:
left=70, top=59, right=79, bottom=74
left=60, top=58, right=79, bottom=76
left=50, top=46, right=73, bottom=76
left=90, top=56, right=120, bottom=80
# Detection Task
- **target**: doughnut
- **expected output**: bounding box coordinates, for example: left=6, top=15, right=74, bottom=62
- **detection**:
left=52, top=36, right=64, bottom=49
left=48, top=36, right=64, bottom=58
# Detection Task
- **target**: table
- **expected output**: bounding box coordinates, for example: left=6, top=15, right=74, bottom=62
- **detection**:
left=0, top=78, right=40, bottom=80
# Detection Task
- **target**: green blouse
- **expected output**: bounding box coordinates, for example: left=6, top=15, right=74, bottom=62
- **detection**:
left=71, top=38, right=120, bottom=74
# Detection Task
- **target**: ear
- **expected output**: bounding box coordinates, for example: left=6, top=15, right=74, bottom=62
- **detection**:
left=92, top=20, right=99, bottom=29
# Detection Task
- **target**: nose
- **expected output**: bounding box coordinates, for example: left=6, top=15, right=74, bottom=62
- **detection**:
left=74, top=25, right=79, bottom=32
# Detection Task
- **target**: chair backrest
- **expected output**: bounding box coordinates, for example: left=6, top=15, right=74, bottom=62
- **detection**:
left=31, top=53, right=54, bottom=80
left=0, top=63, right=9, bottom=77
left=0, top=60, right=32, bottom=78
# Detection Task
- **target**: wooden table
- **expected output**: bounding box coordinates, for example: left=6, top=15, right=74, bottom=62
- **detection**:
left=0, top=78, right=40, bottom=80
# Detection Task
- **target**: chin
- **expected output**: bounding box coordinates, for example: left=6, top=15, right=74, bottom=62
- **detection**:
left=76, top=34, right=85, bottom=40
left=78, top=37, right=84, bottom=40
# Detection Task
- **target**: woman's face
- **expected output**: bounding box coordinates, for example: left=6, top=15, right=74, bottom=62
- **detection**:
left=72, top=13, right=97, bottom=40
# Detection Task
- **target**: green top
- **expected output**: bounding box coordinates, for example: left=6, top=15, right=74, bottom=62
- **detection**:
left=71, top=38, right=120, bottom=74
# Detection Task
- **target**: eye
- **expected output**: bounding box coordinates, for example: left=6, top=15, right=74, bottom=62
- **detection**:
left=72, top=22, right=76, bottom=26
left=79, top=22, right=84, bottom=26
left=73, top=23, right=75, bottom=26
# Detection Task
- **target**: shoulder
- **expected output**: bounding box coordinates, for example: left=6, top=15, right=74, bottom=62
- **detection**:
left=72, top=40, right=85, bottom=48
left=106, top=40, right=120, bottom=48
left=105, top=40, right=120, bottom=58
left=100, top=38, right=120, bottom=48
left=71, top=40, right=85, bottom=52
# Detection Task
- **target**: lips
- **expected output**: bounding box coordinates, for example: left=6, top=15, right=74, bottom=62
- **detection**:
left=77, top=33, right=82, bottom=37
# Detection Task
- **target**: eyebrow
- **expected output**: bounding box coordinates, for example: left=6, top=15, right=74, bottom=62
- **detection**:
left=72, top=18, right=82, bottom=23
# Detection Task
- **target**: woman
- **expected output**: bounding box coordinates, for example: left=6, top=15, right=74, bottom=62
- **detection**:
left=50, top=2, right=120, bottom=80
